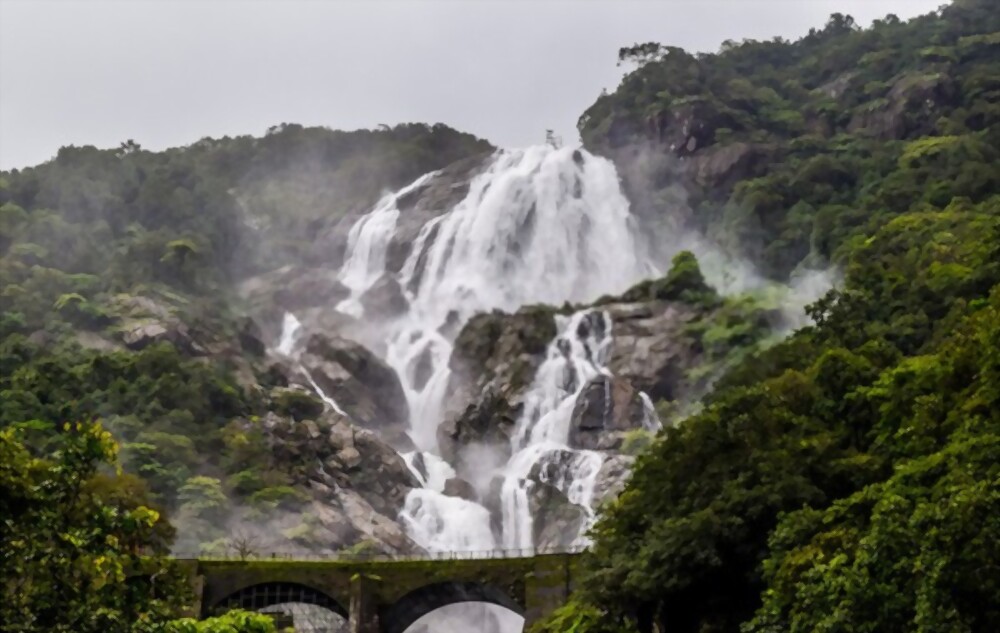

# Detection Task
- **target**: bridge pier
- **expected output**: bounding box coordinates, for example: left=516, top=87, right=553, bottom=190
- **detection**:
left=349, top=573, right=379, bottom=633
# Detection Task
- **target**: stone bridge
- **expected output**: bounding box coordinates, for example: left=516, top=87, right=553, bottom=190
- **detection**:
left=176, top=551, right=581, bottom=632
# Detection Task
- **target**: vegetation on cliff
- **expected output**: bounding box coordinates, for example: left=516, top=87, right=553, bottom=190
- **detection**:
left=534, top=2, right=1000, bottom=631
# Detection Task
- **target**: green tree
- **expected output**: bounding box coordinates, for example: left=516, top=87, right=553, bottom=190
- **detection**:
left=0, top=421, right=189, bottom=632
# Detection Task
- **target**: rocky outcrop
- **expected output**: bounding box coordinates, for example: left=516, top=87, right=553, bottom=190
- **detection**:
left=690, top=142, right=769, bottom=190
left=604, top=300, right=705, bottom=402
left=359, top=274, right=408, bottom=319
left=569, top=376, right=649, bottom=451
left=263, top=411, right=421, bottom=553
left=438, top=306, right=557, bottom=467
left=299, top=333, right=411, bottom=447
left=848, top=72, right=956, bottom=140
left=528, top=481, right=588, bottom=550
left=238, top=265, right=350, bottom=335
left=592, top=454, right=636, bottom=507
left=108, top=294, right=207, bottom=355
left=384, top=154, right=491, bottom=276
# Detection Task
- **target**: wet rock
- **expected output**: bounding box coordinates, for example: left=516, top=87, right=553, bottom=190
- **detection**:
left=604, top=300, right=704, bottom=402
left=438, top=306, right=557, bottom=460
left=384, top=153, right=491, bottom=276
left=569, top=376, right=649, bottom=451
left=300, top=333, right=411, bottom=446
left=442, top=477, right=478, bottom=502
left=528, top=481, right=587, bottom=550
left=592, top=454, right=636, bottom=506
left=359, top=274, right=408, bottom=319
left=437, top=390, right=517, bottom=465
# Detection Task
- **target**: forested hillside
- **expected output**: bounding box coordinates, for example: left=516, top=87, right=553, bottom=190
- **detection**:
left=0, top=123, right=490, bottom=528
left=1, top=1, right=999, bottom=632
left=535, top=1, right=1000, bottom=631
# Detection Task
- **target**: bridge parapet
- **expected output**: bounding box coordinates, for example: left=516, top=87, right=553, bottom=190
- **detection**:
left=180, top=549, right=582, bottom=633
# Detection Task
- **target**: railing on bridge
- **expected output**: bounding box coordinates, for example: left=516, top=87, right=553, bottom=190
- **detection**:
left=176, top=544, right=587, bottom=562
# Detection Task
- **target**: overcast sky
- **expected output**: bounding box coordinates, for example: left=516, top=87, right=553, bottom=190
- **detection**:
left=1, top=0, right=944, bottom=169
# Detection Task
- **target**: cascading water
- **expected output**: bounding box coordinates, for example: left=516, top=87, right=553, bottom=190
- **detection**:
left=501, top=309, right=616, bottom=549
left=276, top=312, right=347, bottom=415
left=315, top=144, right=658, bottom=554
left=336, top=172, right=437, bottom=317
left=388, top=145, right=653, bottom=456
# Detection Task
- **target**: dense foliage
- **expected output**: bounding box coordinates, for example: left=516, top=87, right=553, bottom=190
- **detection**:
left=0, top=123, right=490, bottom=542
left=582, top=0, right=1000, bottom=280
left=535, top=3, right=1000, bottom=631
left=0, top=420, right=274, bottom=631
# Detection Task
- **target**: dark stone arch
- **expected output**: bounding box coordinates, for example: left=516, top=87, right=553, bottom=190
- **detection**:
left=212, top=581, right=348, bottom=619
left=381, top=581, right=524, bottom=633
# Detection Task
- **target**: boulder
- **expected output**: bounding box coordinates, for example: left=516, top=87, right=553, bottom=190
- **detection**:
left=527, top=480, right=588, bottom=550
left=442, top=477, right=478, bottom=502
left=359, top=274, right=408, bottom=319
left=569, top=376, right=649, bottom=450
left=121, top=321, right=197, bottom=353
left=300, top=333, right=411, bottom=446
left=604, top=300, right=705, bottom=402
left=438, top=306, right=557, bottom=459
left=592, top=454, right=636, bottom=507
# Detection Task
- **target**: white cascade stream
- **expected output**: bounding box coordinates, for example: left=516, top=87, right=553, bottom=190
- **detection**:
left=501, top=309, right=614, bottom=549
left=335, top=172, right=437, bottom=318
left=297, top=145, right=658, bottom=554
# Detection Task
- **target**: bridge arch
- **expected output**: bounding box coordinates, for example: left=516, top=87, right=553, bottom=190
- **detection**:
left=212, top=581, right=348, bottom=619
left=380, top=581, right=524, bottom=633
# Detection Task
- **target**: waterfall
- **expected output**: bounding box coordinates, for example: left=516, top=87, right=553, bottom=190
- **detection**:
left=276, top=312, right=347, bottom=416
left=335, top=172, right=436, bottom=317
left=500, top=309, right=614, bottom=549
left=326, top=145, right=657, bottom=553
left=387, top=146, right=652, bottom=456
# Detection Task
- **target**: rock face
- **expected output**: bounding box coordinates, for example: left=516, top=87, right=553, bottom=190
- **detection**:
left=847, top=72, right=955, bottom=140
left=569, top=376, right=649, bottom=451
left=265, top=412, right=421, bottom=553
left=238, top=265, right=350, bottom=336
left=359, top=274, right=408, bottom=319
left=690, top=142, right=769, bottom=190
left=437, top=306, right=557, bottom=470
left=604, top=300, right=705, bottom=402
left=384, top=154, right=491, bottom=276
left=528, top=481, right=588, bottom=550
left=592, top=454, right=636, bottom=507
left=299, top=334, right=411, bottom=447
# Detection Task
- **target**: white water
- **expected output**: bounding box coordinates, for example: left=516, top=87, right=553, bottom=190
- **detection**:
left=501, top=309, right=615, bottom=549
left=276, top=312, right=347, bottom=416
left=336, top=172, right=436, bottom=317
left=387, top=146, right=653, bottom=456
left=314, top=145, right=657, bottom=554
